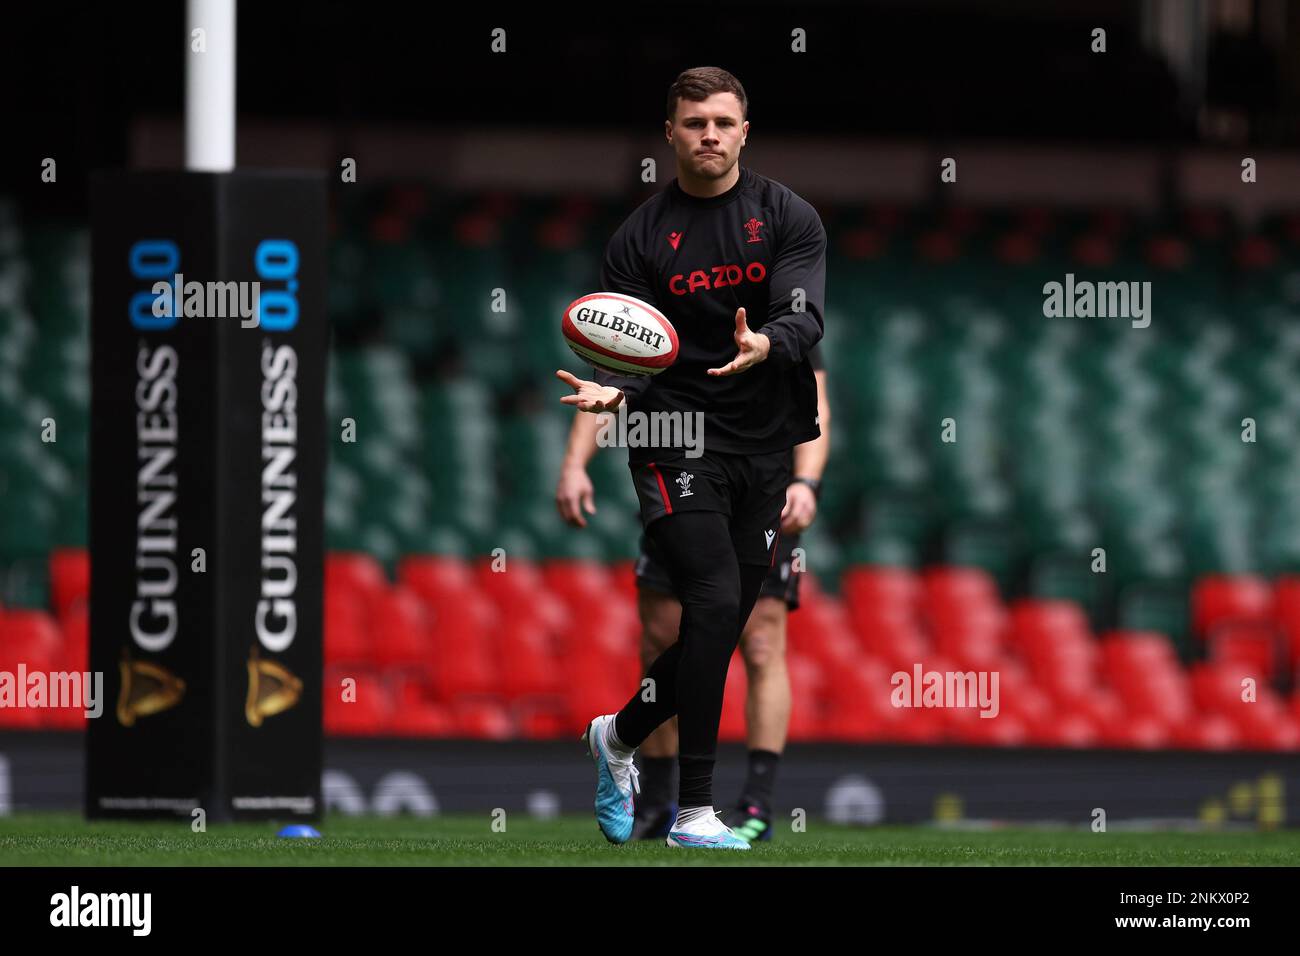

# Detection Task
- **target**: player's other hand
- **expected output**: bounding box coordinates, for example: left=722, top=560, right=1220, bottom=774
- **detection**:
left=556, top=463, right=597, bottom=528
left=707, top=307, right=771, bottom=377
left=781, top=481, right=818, bottom=534
left=556, top=369, right=624, bottom=413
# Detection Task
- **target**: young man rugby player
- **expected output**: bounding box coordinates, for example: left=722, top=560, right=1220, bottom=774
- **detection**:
left=556, top=66, right=827, bottom=849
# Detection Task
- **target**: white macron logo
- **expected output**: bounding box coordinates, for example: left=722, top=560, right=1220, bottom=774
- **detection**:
left=765, top=529, right=776, bottom=549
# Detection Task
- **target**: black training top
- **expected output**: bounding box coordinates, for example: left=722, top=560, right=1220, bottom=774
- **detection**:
left=592, top=165, right=826, bottom=461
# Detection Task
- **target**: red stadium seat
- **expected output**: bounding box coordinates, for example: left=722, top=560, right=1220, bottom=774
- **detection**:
left=1190, top=662, right=1256, bottom=713
left=799, top=573, right=836, bottom=615
left=1071, top=686, right=1125, bottom=730
left=0, top=700, right=42, bottom=728
left=921, top=566, right=1000, bottom=613
left=371, top=586, right=433, bottom=670
left=787, top=603, right=857, bottom=669
left=786, top=692, right=821, bottom=742
left=323, top=592, right=370, bottom=667
left=326, top=552, right=388, bottom=610
left=718, top=657, right=748, bottom=742
left=947, top=707, right=1028, bottom=747
left=1116, top=674, right=1195, bottom=726
left=541, top=559, right=614, bottom=609
left=1191, top=574, right=1272, bottom=639
left=452, top=699, right=514, bottom=739
left=609, top=560, right=639, bottom=603
left=475, top=554, right=544, bottom=604
left=1206, top=621, right=1279, bottom=680
left=514, top=704, right=570, bottom=740
left=1031, top=711, right=1100, bottom=748
left=819, top=646, right=879, bottom=705
left=784, top=653, right=825, bottom=742
left=932, top=606, right=1006, bottom=671
left=555, top=646, right=627, bottom=727
left=1100, top=630, right=1180, bottom=671
left=557, top=605, right=639, bottom=662
left=428, top=589, right=499, bottom=652
left=476, top=558, right=570, bottom=634
left=0, top=609, right=61, bottom=673
left=1098, top=633, right=1184, bottom=721
left=844, top=584, right=917, bottom=638
left=1005, top=599, right=1090, bottom=654
left=851, top=615, right=930, bottom=670
left=1231, top=706, right=1300, bottom=750
left=1169, top=713, right=1239, bottom=750
left=496, top=619, right=560, bottom=699
left=884, top=704, right=946, bottom=744
left=432, top=636, right=498, bottom=700
left=0, top=604, right=61, bottom=728
left=1099, top=713, right=1171, bottom=749
left=48, top=548, right=89, bottom=621
left=841, top=565, right=921, bottom=613
left=387, top=670, right=437, bottom=708
left=59, top=605, right=89, bottom=672
left=1272, top=575, right=1300, bottom=666
left=398, top=554, right=476, bottom=608
left=928, top=598, right=1006, bottom=637
left=323, top=674, right=390, bottom=735
left=819, top=654, right=898, bottom=742
left=1000, top=682, right=1053, bottom=727
left=44, top=702, right=88, bottom=730
left=387, top=702, right=453, bottom=737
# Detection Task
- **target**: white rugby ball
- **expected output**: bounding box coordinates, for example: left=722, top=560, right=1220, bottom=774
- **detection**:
left=562, top=292, right=679, bottom=376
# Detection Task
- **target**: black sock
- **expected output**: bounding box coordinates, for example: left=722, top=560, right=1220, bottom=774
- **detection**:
left=637, top=756, right=676, bottom=812
left=678, top=754, right=715, bottom=809
left=741, top=749, right=780, bottom=810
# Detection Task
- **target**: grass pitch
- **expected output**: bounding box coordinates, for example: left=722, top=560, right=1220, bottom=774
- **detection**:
left=1, top=814, right=1297, bottom=866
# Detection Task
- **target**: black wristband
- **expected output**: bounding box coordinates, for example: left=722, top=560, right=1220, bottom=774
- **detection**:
left=792, top=477, right=821, bottom=500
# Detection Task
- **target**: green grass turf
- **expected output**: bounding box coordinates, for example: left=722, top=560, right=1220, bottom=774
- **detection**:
left=1, top=814, right=1298, bottom=866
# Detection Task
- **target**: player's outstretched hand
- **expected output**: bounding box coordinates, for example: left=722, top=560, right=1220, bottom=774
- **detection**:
left=707, top=307, right=771, bottom=377
left=556, top=369, right=624, bottom=413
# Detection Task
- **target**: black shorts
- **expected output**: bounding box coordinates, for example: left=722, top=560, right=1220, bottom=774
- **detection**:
left=635, top=529, right=803, bottom=610
left=627, top=448, right=792, bottom=568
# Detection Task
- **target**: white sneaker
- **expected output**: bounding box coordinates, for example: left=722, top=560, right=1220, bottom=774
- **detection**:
left=665, top=806, right=751, bottom=850
left=581, top=714, right=640, bottom=844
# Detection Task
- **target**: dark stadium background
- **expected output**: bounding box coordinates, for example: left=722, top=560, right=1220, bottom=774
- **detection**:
left=2, top=0, right=1300, bottom=826
left=13, top=0, right=1290, bottom=202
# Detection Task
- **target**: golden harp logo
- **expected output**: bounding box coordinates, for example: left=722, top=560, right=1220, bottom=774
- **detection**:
left=116, top=653, right=187, bottom=726
left=245, top=646, right=302, bottom=727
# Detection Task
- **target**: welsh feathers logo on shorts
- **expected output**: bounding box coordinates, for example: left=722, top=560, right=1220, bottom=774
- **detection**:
left=676, top=472, right=693, bottom=497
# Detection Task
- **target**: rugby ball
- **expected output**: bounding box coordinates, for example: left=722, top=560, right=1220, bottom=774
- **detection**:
left=562, top=292, right=678, bottom=376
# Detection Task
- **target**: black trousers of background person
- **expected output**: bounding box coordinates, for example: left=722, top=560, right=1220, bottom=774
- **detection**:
left=612, top=510, right=770, bottom=809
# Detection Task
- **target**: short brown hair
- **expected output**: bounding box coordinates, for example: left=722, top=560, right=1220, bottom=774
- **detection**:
left=666, top=67, right=748, bottom=121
